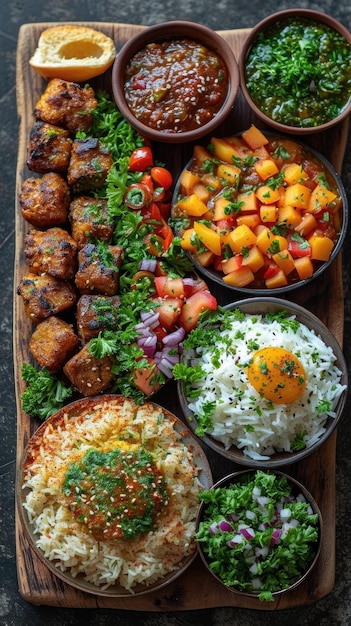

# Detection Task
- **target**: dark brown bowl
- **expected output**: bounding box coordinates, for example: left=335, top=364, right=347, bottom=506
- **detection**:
left=196, top=469, right=323, bottom=600
left=112, top=20, right=239, bottom=143
left=177, top=297, right=348, bottom=468
left=239, top=9, right=351, bottom=135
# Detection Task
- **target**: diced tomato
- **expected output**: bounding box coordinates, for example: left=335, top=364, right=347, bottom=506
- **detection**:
left=154, top=276, right=185, bottom=298
left=133, top=358, right=162, bottom=396
left=158, top=222, right=173, bottom=250
left=129, top=146, right=154, bottom=172
left=215, top=217, right=236, bottom=230
left=153, top=324, right=168, bottom=344
left=156, top=201, right=172, bottom=221
left=263, top=264, right=280, bottom=279
left=213, top=255, right=224, bottom=272
left=141, top=201, right=163, bottom=225
left=152, top=297, right=183, bottom=330
left=178, top=291, right=218, bottom=333
left=151, top=166, right=173, bottom=191
left=141, top=173, right=155, bottom=194
left=189, top=277, right=210, bottom=294
left=287, top=235, right=311, bottom=258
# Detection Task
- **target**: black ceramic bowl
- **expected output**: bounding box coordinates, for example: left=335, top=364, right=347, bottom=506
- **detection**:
left=171, top=129, right=348, bottom=297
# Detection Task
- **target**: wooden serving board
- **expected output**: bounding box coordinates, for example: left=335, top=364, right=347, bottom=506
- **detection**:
left=15, top=22, right=348, bottom=611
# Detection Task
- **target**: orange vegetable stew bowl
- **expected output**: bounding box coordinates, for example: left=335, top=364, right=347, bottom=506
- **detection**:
left=171, top=125, right=348, bottom=294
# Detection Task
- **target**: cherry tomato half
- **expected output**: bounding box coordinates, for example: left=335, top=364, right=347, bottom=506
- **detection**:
left=129, top=146, right=154, bottom=172
left=151, top=166, right=173, bottom=191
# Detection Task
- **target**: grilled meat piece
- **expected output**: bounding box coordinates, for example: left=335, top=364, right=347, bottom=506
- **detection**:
left=17, top=273, right=77, bottom=323
left=76, top=295, right=121, bottom=343
left=34, top=78, right=97, bottom=133
left=20, top=172, right=71, bottom=228
left=63, top=342, right=115, bottom=396
left=75, top=242, right=123, bottom=296
left=29, top=316, right=80, bottom=374
left=24, top=227, right=78, bottom=280
left=67, top=138, right=113, bottom=192
left=68, top=196, right=114, bottom=249
left=26, top=121, right=72, bottom=173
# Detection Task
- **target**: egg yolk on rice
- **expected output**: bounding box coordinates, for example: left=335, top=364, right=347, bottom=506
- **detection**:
left=247, top=346, right=306, bottom=404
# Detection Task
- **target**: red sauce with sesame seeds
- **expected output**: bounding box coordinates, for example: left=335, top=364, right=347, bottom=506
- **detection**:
left=123, top=38, right=229, bottom=133
left=62, top=446, right=168, bottom=541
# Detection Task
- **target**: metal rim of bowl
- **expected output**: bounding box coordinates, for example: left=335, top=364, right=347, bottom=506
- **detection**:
left=177, top=296, right=348, bottom=468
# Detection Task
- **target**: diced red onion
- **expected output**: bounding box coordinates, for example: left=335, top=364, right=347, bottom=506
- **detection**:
left=140, top=311, right=160, bottom=328
left=246, top=510, right=256, bottom=521
left=139, top=258, right=157, bottom=272
left=137, top=335, right=157, bottom=358
left=228, top=534, right=244, bottom=547
left=209, top=522, right=218, bottom=535
left=240, top=527, right=255, bottom=540
left=269, top=528, right=281, bottom=547
left=219, top=519, right=233, bottom=532
left=162, top=326, right=185, bottom=346
left=154, top=358, right=173, bottom=379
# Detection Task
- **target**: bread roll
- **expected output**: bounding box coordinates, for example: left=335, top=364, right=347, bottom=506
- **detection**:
left=29, top=25, right=116, bottom=81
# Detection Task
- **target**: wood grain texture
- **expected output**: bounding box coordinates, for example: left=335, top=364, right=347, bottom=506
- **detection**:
left=14, top=21, right=347, bottom=611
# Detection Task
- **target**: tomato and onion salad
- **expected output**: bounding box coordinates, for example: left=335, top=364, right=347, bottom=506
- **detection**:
left=171, top=126, right=343, bottom=290
left=196, top=470, right=320, bottom=602
left=123, top=39, right=229, bottom=133
left=244, top=17, right=351, bottom=128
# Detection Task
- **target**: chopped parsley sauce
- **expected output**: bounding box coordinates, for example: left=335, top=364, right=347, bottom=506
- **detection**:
left=62, top=447, right=168, bottom=541
left=245, top=17, right=351, bottom=127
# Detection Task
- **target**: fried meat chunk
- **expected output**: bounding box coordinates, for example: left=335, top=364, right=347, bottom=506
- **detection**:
left=67, top=138, right=113, bottom=192
left=26, top=121, right=72, bottom=173
left=34, top=78, right=97, bottom=133
left=24, top=227, right=78, bottom=280
left=29, top=316, right=80, bottom=374
left=17, top=273, right=77, bottom=323
left=76, top=295, right=120, bottom=343
left=63, top=342, right=115, bottom=396
left=75, top=242, right=123, bottom=295
left=20, top=172, right=71, bottom=228
left=68, top=196, right=114, bottom=249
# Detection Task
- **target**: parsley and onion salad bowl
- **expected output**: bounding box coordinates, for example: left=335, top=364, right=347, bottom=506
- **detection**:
left=238, top=9, right=351, bottom=135
left=170, top=126, right=348, bottom=296
left=175, top=297, right=348, bottom=468
left=111, top=20, right=240, bottom=144
left=17, top=395, right=213, bottom=596
left=195, top=469, right=322, bottom=602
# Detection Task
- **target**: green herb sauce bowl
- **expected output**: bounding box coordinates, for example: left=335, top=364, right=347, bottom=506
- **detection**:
left=239, top=9, right=351, bottom=135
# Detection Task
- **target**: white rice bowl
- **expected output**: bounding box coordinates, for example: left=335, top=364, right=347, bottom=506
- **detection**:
left=19, top=395, right=212, bottom=595
left=177, top=298, right=347, bottom=465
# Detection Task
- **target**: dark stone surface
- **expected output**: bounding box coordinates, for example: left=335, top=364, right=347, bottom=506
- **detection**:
left=1, top=2, right=351, bottom=625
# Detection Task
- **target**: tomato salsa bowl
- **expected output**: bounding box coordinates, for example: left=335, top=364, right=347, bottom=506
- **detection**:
left=238, top=9, right=351, bottom=135
left=171, top=126, right=348, bottom=296
left=195, top=469, right=323, bottom=603
left=112, top=21, right=240, bottom=143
